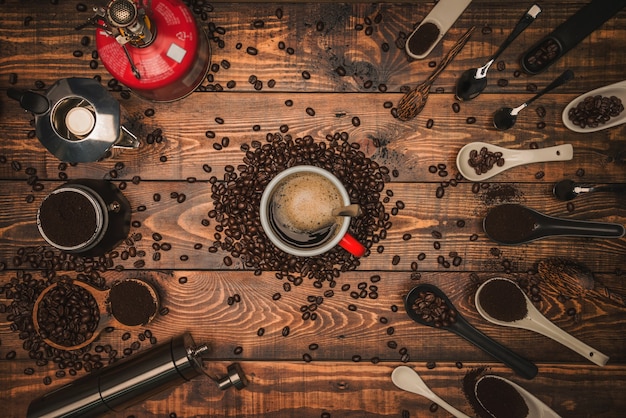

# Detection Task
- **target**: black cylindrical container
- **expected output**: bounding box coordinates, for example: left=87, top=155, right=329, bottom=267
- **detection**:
left=37, top=179, right=131, bottom=256
left=27, top=333, right=209, bottom=418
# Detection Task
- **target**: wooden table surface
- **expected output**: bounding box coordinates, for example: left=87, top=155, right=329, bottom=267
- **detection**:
left=1, top=1, right=626, bottom=417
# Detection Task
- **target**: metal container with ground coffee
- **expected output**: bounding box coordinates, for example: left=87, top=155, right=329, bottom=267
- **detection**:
left=26, top=333, right=247, bottom=418
left=37, top=179, right=131, bottom=256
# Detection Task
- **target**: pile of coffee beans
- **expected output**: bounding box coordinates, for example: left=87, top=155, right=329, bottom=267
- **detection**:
left=208, top=131, right=393, bottom=283
left=410, top=290, right=457, bottom=327
left=467, top=147, right=505, bottom=176
left=0, top=246, right=161, bottom=386
left=36, top=278, right=100, bottom=347
left=567, top=94, right=624, bottom=129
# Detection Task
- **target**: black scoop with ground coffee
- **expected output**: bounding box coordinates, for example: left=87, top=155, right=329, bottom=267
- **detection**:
left=483, top=204, right=625, bottom=245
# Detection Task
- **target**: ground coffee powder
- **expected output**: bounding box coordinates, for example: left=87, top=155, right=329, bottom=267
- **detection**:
left=478, top=279, right=528, bottom=322
left=39, top=190, right=98, bottom=248
left=483, top=204, right=537, bottom=244
left=475, top=376, right=529, bottom=418
left=408, top=22, right=440, bottom=56
left=108, top=280, right=157, bottom=326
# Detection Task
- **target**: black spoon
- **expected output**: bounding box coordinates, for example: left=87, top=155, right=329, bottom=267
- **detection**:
left=455, top=4, right=541, bottom=101
left=404, top=284, right=538, bottom=380
left=483, top=203, right=625, bottom=245
left=553, top=179, right=626, bottom=201
left=493, top=69, right=574, bottom=130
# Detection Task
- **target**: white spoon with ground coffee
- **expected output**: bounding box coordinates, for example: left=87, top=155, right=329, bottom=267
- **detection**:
left=391, top=366, right=471, bottom=418
left=456, top=142, right=573, bottom=182
left=475, top=375, right=561, bottom=418
left=475, top=277, right=609, bottom=366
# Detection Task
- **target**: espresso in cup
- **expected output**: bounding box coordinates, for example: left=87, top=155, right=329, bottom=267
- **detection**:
left=260, top=166, right=366, bottom=257
left=270, top=171, right=343, bottom=248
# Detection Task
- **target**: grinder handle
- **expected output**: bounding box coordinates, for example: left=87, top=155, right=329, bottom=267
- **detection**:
left=7, top=88, right=49, bottom=115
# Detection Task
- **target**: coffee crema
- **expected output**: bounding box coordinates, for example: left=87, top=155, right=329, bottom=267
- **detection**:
left=272, top=172, right=342, bottom=233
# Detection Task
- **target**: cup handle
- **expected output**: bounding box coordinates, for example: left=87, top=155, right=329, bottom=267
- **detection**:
left=339, top=232, right=366, bottom=257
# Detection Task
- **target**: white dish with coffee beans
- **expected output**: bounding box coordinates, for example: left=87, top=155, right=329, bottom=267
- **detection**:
left=562, top=79, right=626, bottom=132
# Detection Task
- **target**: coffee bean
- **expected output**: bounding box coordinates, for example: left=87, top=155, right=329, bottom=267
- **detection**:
left=281, top=326, right=290, bottom=337
left=481, top=25, right=492, bottom=34
left=466, top=116, right=476, bottom=124
left=426, top=119, right=434, bottom=129
left=452, top=103, right=460, bottom=113
left=246, top=46, right=258, bottom=55
left=306, top=107, right=316, bottom=116
left=302, top=71, right=311, bottom=80
left=352, top=116, right=361, bottom=127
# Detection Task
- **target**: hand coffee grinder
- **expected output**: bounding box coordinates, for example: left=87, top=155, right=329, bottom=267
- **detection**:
left=82, top=0, right=211, bottom=102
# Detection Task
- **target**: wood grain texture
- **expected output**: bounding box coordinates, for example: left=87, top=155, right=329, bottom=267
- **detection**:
left=1, top=1, right=625, bottom=417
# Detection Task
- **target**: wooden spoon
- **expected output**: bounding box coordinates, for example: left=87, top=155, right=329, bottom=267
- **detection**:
left=396, top=26, right=475, bottom=121
left=32, top=278, right=159, bottom=351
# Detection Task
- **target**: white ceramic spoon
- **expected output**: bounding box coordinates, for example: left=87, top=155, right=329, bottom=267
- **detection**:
left=475, top=375, right=561, bottom=418
left=562, top=80, right=626, bottom=133
left=405, top=0, right=472, bottom=59
left=456, top=142, right=573, bottom=182
left=475, top=278, right=609, bottom=367
left=391, top=366, right=471, bottom=418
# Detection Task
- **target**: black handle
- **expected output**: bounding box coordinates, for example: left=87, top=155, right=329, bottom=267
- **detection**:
left=524, top=69, right=574, bottom=107
left=490, top=4, right=541, bottom=61
left=591, top=184, right=626, bottom=194
left=451, top=316, right=538, bottom=379
left=538, top=217, right=625, bottom=239
left=7, top=88, right=49, bottom=115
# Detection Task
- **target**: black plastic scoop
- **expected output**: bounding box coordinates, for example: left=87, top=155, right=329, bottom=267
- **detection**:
left=455, top=4, right=541, bottom=101
left=404, top=284, right=538, bottom=379
left=493, top=69, right=573, bottom=130
left=553, top=179, right=626, bottom=201
left=483, top=203, right=625, bottom=245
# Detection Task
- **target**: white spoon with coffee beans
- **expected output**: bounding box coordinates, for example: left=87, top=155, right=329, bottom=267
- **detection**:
left=456, top=142, right=573, bottom=182
left=475, top=277, right=609, bottom=366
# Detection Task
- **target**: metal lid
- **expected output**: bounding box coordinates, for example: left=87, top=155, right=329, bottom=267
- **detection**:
left=35, top=78, right=122, bottom=163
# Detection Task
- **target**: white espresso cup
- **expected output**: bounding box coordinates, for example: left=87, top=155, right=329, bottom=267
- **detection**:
left=260, top=165, right=366, bottom=257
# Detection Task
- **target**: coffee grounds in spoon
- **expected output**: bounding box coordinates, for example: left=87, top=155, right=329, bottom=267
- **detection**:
left=475, top=376, right=529, bottom=418
left=478, top=279, right=527, bottom=322
left=484, top=204, right=538, bottom=244
left=408, top=22, right=440, bottom=56
left=108, top=280, right=157, bottom=326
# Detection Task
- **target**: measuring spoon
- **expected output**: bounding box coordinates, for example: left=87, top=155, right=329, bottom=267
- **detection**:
left=475, top=278, right=609, bottom=366
left=483, top=203, right=625, bottom=245
left=493, top=69, right=574, bottom=130
left=455, top=4, right=542, bottom=101
left=553, top=179, right=626, bottom=201
left=456, top=142, right=573, bottom=182
left=391, top=366, right=471, bottom=418
left=404, top=284, right=538, bottom=379
left=32, top=279, right=159, bottom=351
left=475, top=375, right=562, bottom=418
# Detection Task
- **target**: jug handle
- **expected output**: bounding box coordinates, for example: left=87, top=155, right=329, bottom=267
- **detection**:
left=115, top=125, right=141, bottom=149
left=7, top=88, right=49, bottom=115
